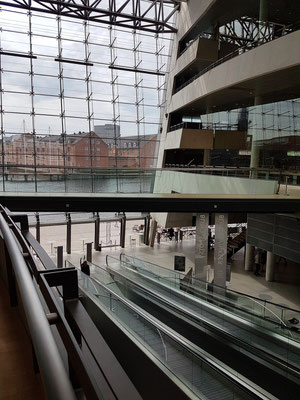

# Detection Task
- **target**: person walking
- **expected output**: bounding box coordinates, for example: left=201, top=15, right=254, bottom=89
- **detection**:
left=168, top=227, right=175, bottom=241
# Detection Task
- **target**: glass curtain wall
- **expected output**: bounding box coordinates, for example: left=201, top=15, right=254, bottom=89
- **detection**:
left=0, top=5, right=174, bottom=193
left=200, top=100, right=300, bottom=170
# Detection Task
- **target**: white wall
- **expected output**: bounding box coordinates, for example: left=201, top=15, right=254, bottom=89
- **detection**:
left=152, top=171, right=278, bottom=227
left=154, top=171, right=278, bottom=195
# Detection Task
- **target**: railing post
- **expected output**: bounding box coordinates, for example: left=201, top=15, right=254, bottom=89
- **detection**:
left=57, top=245, right=63, bottom=268
left=94, top=212, right=100, bottom=251
left=41, top=269, right=80, bottom=391
left=66, top=213, right=71, bottom=254
left=120, top=214, right=126, bottom=248
left=35, top=212, right=40, bottom=243
left=86, top=242, right=92, bottom=263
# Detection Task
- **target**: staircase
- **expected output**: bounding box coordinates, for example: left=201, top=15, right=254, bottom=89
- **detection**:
left=227, top=230, right=246, bottom=259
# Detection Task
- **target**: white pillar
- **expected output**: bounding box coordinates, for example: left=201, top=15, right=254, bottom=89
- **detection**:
left=203, top=149, right=211, bottom=166
left=195, top=213, right=209, bottom=279
left=214, top=213, right=228, bottom=287
left=245, top=243, right=255, bottom=271
left=265, top=251, right=275, bottom=282
left=149, top=219, right=157, bottom=247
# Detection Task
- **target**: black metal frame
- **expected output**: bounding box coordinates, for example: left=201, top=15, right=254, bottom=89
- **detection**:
left=0, top=205, right=142, bottom=399
left=0, top=0, right=179, bottom=33
left=1, top=192, right=300, bottom=213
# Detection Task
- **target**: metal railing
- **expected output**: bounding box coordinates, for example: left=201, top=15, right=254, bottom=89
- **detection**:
left=88, top=257, right=273, bottom=399
left=0, top=210, right=76, bottom=400
left=0, top=205, right=142, bottom=400
left=167, top=121, right=241, bottom=132
left=174, top=20, right=300, bottom=94
left=119, top=253, right=300, bottom=337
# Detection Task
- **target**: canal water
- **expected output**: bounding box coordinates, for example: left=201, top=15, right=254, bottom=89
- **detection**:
left=1, top=175, right=154, bottom=194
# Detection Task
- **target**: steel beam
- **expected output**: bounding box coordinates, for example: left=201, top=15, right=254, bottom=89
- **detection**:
left=1, top=193, right=300, bottom=214
left=0, top=0, right=179, bottom=33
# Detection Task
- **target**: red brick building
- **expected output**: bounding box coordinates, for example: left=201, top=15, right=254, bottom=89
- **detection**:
left=65, top=132, right=109, bottom=168
left=4, top=131, right=159, bottom=171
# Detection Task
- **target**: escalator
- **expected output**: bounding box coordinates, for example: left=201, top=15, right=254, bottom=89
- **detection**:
left=68, top=261, right=262, bottom=400
left=103, top=256, right=300, bottom=400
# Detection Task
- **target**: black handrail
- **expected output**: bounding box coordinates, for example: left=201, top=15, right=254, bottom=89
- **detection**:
left=0, top=212, right=76, bottom=400
left=168, top=121, right=240, bottom=132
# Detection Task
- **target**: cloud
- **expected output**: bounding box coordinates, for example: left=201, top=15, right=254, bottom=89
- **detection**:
left=0, top=5, right=171, bottom=137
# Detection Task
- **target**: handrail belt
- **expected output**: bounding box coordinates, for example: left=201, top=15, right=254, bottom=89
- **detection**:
left=0, top=213, right=76, bottom=400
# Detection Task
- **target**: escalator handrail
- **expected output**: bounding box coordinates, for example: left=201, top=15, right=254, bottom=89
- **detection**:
left=120, top=253, right=300, bottom=314
left=107, top=263, right=300, bottom=378
left=112, top=256, right=298, bottom=344
left=79, top=262, right=269, bottom=400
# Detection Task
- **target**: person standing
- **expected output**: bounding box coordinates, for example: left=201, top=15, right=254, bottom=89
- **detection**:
left=254, top=249, right=261, bottom=276
left=80, top=260, right=90, bottom=276
left=80, top=260, right=90, bottom=289
left=261, top=250, right=267, bottom=273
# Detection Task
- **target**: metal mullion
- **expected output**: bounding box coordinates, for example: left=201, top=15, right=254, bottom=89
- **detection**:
left=1, top=1, right=179, bottom=32
left=133, top=30, right=142, bottom=179
left=58, top=75, right=86, bottom=82
left=155, top=33, right=160, bottom=112
left=109, top=26, right=119, bottom=175
left=28, top=12, right=38, bottom=192
left=32, top=92, right=59, bottom=99
left=0, top=45, right=5, bottom=191
left=57, top=16, right=67, bottom=191
left=1, top=69, right=30, bottom=76
left=63, top=94, right=90, bottom=101
left=90, top=99, right=111, bottom=104
left=84, top=20, right=94, bottom=190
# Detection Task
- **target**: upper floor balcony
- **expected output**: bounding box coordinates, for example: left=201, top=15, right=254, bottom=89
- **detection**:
left=165, top=122, right=249, bottom=151
left=169, top=28, right=300, bottom=115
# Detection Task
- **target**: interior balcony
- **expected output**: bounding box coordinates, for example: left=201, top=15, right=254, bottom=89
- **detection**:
left=174, top=37, right=238, bottom=92
left=168, top=29, right=300, bottom=115
left=165, top=122, right=249, bottom=152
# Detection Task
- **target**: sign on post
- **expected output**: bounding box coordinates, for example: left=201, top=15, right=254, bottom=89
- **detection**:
left=174, top=255, right=185, bottom=272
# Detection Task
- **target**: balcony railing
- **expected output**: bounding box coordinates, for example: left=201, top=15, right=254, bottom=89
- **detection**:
left=174, top=20, right=300, bottom=94
left=168, top=122, right=240, bottom=132
left=0, top=166, right=299, bottom=194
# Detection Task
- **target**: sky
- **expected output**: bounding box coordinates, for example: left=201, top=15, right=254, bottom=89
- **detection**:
left=0, top=2, right=174, bottom=137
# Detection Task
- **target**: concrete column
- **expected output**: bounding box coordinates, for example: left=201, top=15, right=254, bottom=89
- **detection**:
left=250, top=96, right=262, bottom=176
left=245, top=243, right=255, bottom=271
left=144, top=214, right=151, bottom=245
left=204, top=104, right=212, bottom=167
left=250, top=0, right=268, bottom=175
left=259, top=0, right=268, bottom=23
left=149, top=219, right=157, bottom=247
left=195, top=213, right=209, bottom=279
left=203, top=149, right=211, bottom=166
left=266, top=251, right=275, bottom=282
left=214, top=213, right=228, bottom=287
